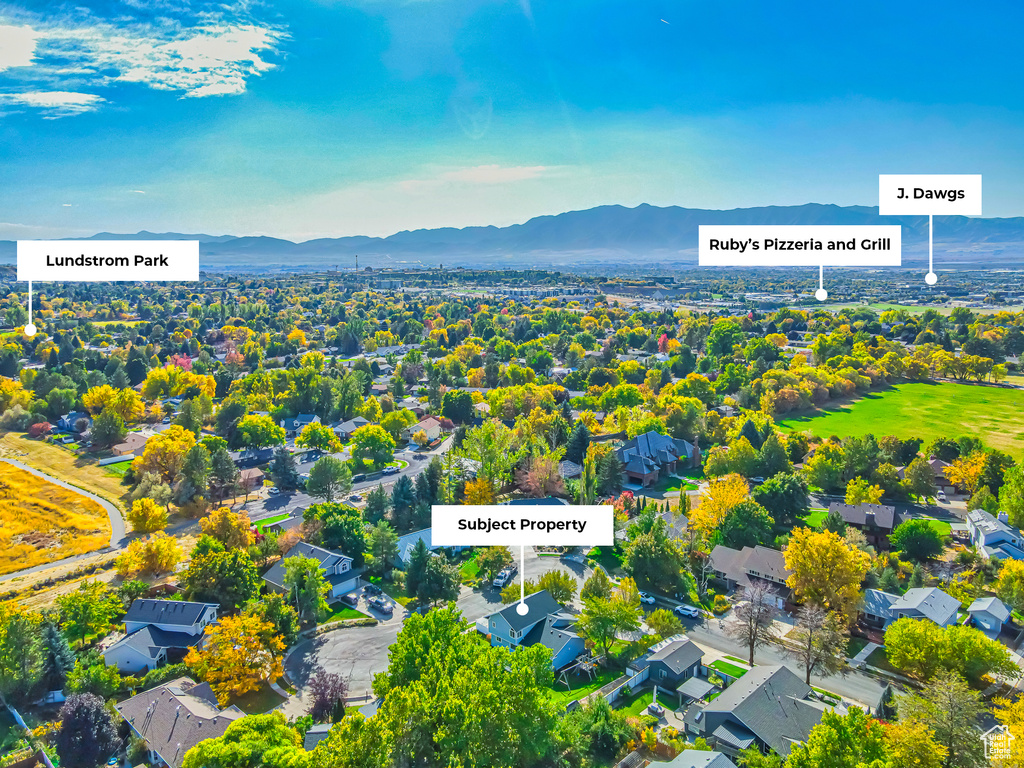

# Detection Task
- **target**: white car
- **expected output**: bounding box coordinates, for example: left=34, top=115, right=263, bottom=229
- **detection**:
left=937, top=490, right=947, bottom=501
left=674, top=604, right=700, bottom=619
left=638, top=592, right=656, bottom=605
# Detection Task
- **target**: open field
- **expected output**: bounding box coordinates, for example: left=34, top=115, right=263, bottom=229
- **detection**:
left=0, top=433, right=130, bottom=511
left=820, top=302, right=1024, bottom=317
left=0, top=462, right=111, bottom=576
left=778, top=382, right=1024, bottom=454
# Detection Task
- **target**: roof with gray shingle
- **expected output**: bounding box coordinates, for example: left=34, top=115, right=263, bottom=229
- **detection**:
left=667, top=751, right=737, bottom=768
left=968, top=596, right=1011, bottom=623
left=890, top=587, right=960, bottom=625
left=123, top=599, right=217, bottom=628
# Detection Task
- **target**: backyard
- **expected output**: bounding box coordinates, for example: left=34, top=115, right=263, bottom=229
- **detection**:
left=615, top=689, right=678, bottom=717
left=545, top=667, right=621, bottom=709
left=777, top=382, right=1024, bottom=454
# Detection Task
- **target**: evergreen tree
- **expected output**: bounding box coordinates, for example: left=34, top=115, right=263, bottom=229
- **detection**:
left=738, top=418, right=764, bottom=450
left=405, top=539, right=431, bottom=598
left=40, top=618, right=75, bottom=692
left=757, top=432, right=792, bottom=477
left=596, top=451, right=623, bottom=496
left=565, top=421, right=591, bottom=465
left=90, top=409, right=127, bottom=448
left=210, top=447, right=240, bottom=500
left=390, top=475, right=417, bottom=530
left=270, top=446, right=301, bottom=491
left=364, top=484, right=390, bottom=525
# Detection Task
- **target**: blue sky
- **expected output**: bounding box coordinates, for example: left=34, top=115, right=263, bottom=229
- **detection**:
left=1, top=0, right=1022, bottom=240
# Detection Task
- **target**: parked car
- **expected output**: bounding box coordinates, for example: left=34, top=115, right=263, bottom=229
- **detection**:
left=413, top=454, right=428, bottom=460
left=268, top=487, right=280, bottom=496
left=352, top=473, right=366, bottom=482
left=349, top=494, right=363, bottom=502
left=638, top=592, right=656, bottom=605
left=364, top=584, right=382, bottom=596
left=937, top=490, right=947, bottom=501
left=368, top=596, right=393, bottom=614
left=674, top=604, right=701, bottom=618
left=339, top=593, right=359, bottom=607
left=493, top=565, right=518, bottom=588
left=162, top=416, right=172, bottom=424
left=382, top=466, right=400, bottom=475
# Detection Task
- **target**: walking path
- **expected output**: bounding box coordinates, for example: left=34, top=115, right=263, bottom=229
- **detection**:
left=850, top=642, right=879, bottom=666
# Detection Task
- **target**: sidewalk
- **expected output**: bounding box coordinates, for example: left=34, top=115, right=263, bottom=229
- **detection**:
left=850, top=642, right=879, bottom=667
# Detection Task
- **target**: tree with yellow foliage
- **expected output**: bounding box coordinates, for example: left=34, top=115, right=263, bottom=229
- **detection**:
left=126, top=497, right=168, bottom=533
left=185, top=614, right=285, bottom=704
left=200, top=507, right=255, bottom=550
left=944, top=451, right=987, bottom=495
left=689, top=474, right=749, bottom=542
left=115, top=533, right=183, bottom=577
left=845, top=476, right=884, bottom=505
left=358, top=395, right=383, bottom=423
left=296, top=422, right=343, bottom=453
left=286, top=328, right=307, bottom=347
left=82, top=385, right=144, bottom=422
left=464, top=478, right=496, bottom=505
left=784, top=527, right=870, bottom=622
left=132, top=424, right=196, bottom=483
left=994, top=696, right=1024, bottom=768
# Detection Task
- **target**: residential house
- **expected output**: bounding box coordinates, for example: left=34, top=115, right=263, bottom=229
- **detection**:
left=282, top=413, right=320, bottom=436
left=481, top=590, right=586, bottom=670
left=239, top=467, right=265, bottom=492
left=396, top=398, right=426, bottom=417
left=303, top=724, right=332, bottom=751
left=859, top=589, right=900, bottom=630
left=558, top=460, right=583, bottom=480
left=404, top=417, right=442, bottom=443
left=394, top=528, right=467, bottom=568
left=667, top=753, right=737, bottom=768
left=709, top=545, right=791, bottom=608
left=681, top=665, right=837, bottom=758
left=104, top=599, right=219, bottom=674
left=968, top=597, right=1011, bottom=639
left=889, top=587, right=960, bottom=627
left=615, top=431, right=699, bottom=487
left=896, top=458, right=956, bottom=495
left=966, top=509, right=1024, bottom=560
left=115, top=678, right=243, bottom=768
left=628, top=637, right=708, bottom=705
left=335, top=417, right=370, bottom=440
left=474, top=401, right=491, bottom=416
left=57, top=411, right=91, bottom=433
left=230, top=447, right=275, bottom=468
left=263, top=541, right=361, bottom=598
left=827, top=503, right=905, bottom=548
left=112, top=432, right=149, bottom=457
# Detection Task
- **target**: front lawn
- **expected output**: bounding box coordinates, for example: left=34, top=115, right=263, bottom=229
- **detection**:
left=798, top=509, right=828, bottom=529
left=586, top=546, right=624, bottom=575
left=321, top=604, right=371, bottom=624
left=710, top=659, right=749, bottom=679
left=846, top=637, right=869, bottom=657
left=255, top=513, right=292, bottom=533
left=866, top=647, right=899, bottom=675
left=368, top=575, right=414, bottom=607
left=545, top=667, right=621, bottom=708
left=459, top=557, right=480, bottom=583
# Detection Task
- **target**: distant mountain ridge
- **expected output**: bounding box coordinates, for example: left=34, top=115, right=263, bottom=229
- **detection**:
left=3, top=203, right=1024, bottom=271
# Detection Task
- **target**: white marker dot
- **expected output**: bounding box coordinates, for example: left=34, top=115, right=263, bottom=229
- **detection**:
left=23, top=323, right=36, bottom=336
left=516, top=602, right=529, bottom=616
left=925, top=272, right=937, bottom=285
left=815, top=288, right=828, bottom=302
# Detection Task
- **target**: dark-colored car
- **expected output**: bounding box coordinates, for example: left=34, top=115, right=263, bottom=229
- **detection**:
left=339, top=593, right=359, bottom=607
left=353, top=473, right=367, bottom=482
left=368, top=596, right=393, bottom=614
left=364, top=584, right=382, bottom=596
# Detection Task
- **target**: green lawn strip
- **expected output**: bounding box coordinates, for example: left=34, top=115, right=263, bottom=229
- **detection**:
left=320, top=605, right=371, bottom=624
left=846, top=637, right=869, bottom=657
left=710, top=660, right=749, bottom=679
left=459, top=557, right=481, bottom=582
left=915, top=518, right=952, bottom=536
left=798, top=509, right=828, bottom=528
left=865, top=646, right=899, bottom=675
left=255, top=513, right=292, bottom=532
left=586, top=546, right=624, bottom=575
left=545, top=668, right=621, bottom=708
left=776, top=382, right=1024, bottom=454
left=229, top=684, right=287, bottom=715
left=723, top=655, right=749, bottom=665
left=368, top=576, right=414, bottom=607
left=103, top=462, right=132, bottom=477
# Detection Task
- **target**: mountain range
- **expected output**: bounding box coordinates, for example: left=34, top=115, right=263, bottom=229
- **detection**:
left=3, top=203, right=1024, bottom=272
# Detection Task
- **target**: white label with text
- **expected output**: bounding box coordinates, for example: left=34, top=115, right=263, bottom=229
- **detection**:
left=878, top=174, right=982, bottom=216
left=17, top=240, right=200, bottom=282
left=698, top=225, right=901, bottom=266
left=431, top=505, right=614, bottom=547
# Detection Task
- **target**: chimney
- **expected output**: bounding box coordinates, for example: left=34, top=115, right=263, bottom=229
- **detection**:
left=999, top=511, right=1010, bottom=523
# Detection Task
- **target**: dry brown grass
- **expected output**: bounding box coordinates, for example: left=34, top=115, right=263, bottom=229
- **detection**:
left=0, top=462, right=112, bottom=575
left=0, top=432, right=129, bottom=511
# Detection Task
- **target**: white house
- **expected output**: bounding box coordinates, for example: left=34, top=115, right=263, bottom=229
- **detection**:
left=966, top=509, right=1024, bottom=560
left=104, top=600, right=218, bottom=674
left=968, top=597, right=1012, bottom=639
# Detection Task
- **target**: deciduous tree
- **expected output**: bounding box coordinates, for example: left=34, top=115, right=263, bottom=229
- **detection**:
left=186, top=615, right=286, bottom=704
left=126, top=497, right=168, bottom=533
left=727, top=581, right=780, bottom=666
left=55, top=693, right=120, bottom=768
left=783, top=605, right=848, bottom=685
left=784, top=527, right=870, bottom=622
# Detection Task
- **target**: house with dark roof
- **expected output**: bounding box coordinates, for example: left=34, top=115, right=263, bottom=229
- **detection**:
left=115, top=677, right=243, bottom=768
left=104, top=599, right=219, bottom=674
left=628, top=636, right=708, bottom=704
left=482, top=590, right=586, bottom=670
left=827, top=503, right=905, bottom=548
left=282, top=413, right=320, bottom=437
left=263, top=541, right=361, bottom=598
left=681, top=665, right=838, bottom=758
left=615, top=431, right=699, bottom=487
left=334, top=416, right=370, bottom=440
left=394, top=528, right=467, bottom=568
left=709, top=545, right=791, bottom=608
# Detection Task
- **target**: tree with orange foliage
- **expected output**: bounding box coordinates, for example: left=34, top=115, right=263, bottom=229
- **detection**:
left=185, top=615, right=285, bottom=704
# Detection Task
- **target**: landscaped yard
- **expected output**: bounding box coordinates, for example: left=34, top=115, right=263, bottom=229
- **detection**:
left=865, top=647, right=899, bottom=675
left=710, top=659, right=749, bottom=679
left=798, top=509, right=828, bottom=529
left=915, top=518, right=952, bottom=536
left=369, top=576, right=414, bottom=607
left=255, top=513, right=292, bottom=533
left=847, top=637, right=869, bottom=657
left=459, top=557, right=480, bottom=582
left=545, top=667, right=621, bottom=708
left=0, top=461, right=112, bottom=575
left=586, top=546, right=624, bottom=575
left=230, top=683, right=287, bottom=715
left=615, top=689, right=677, bottom=717
left=652, top=476, right=699, bottom=493
left=777, top=382, right=1024, bottom=454
left=103, top=461, right=132, bottom=477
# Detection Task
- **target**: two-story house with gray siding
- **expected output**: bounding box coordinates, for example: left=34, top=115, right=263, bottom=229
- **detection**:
left=103, top=599, right=218, bottom=674
left=482, top=590, right=586, bottom=670
left=263, top=541, right=361, bottom=599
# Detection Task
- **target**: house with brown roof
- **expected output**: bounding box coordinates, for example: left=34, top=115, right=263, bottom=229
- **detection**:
left=827, top=503, right=905, bottom=548
left=709, top=545, right=791, bottom=608
left=115, top=677, right=243, bottom=768
left=112, top=432, right=149, bottom=457
left=239, top=467, right=265, bottom=491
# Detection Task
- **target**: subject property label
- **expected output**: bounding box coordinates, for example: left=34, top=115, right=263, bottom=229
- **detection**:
left=17, top=240, right=200, bottom=282
left=431, top=505, right=614, bottom=547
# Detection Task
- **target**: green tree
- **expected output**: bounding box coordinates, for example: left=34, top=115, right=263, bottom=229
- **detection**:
left=786, top=708, right=886, bottom=768
left=90, top=408, right=127, bottom=448
left=57, top=581, right=123, bottom=648
left=40, top=618, right=76, bottom=692
left=363, top=483, right=390, bottom=525
left=720, top=500, right=774, bottom=549
left=405, top=538, right=431, bottom=598
left=308, top=503, right=367, bottom=563
left=181, top=541, right=261, bottom=611
left=751, top=472, right=809, bottom=523
left=284, top=555, right=331, bottom=624
left=646, top=608, right=683, bottom=638
left=900, top=672, right=985, bottom=768
left=537, top=570, right=577, bottom=603
left=0, top=605, right=43, bottom=703
left=244, top=595, right=300, bottom=647
left=889, top=519, right=946, bottom=561
left=577, top=578, right=643, bottom=658
left=350, top=424, right=396, bottom=469
left=307, top=455, right=353, bottom=502
left=476, top=546, right=513, bottom=581
left=232, top=414, right=286, bottom=449
left=297, top=422, right=343, bottom=453
left=441, top=389, right=474, bottom=424
left=210, top=446, right=241, bottom=500
left=417, top=555, right=460, bottom=606
left=622, top=514, right=686, bottom=593
left=757, top=431, right=792, bottom=477
left=903, top=456, right=938, bottom=500
left=368, top=522, right=399, bottom=577
left=182, top=712, right=306, bottom=768
left=270, top=446, right=302, bottom=491
left=580, top=567, right=613, bottom=601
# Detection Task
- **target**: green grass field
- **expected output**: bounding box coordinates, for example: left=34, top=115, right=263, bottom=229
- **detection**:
left=709, top=659, right=749, bottom=679
left=778, top=382, right=1024, bottom=454
left=255, top=513, right=292, bottom=533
